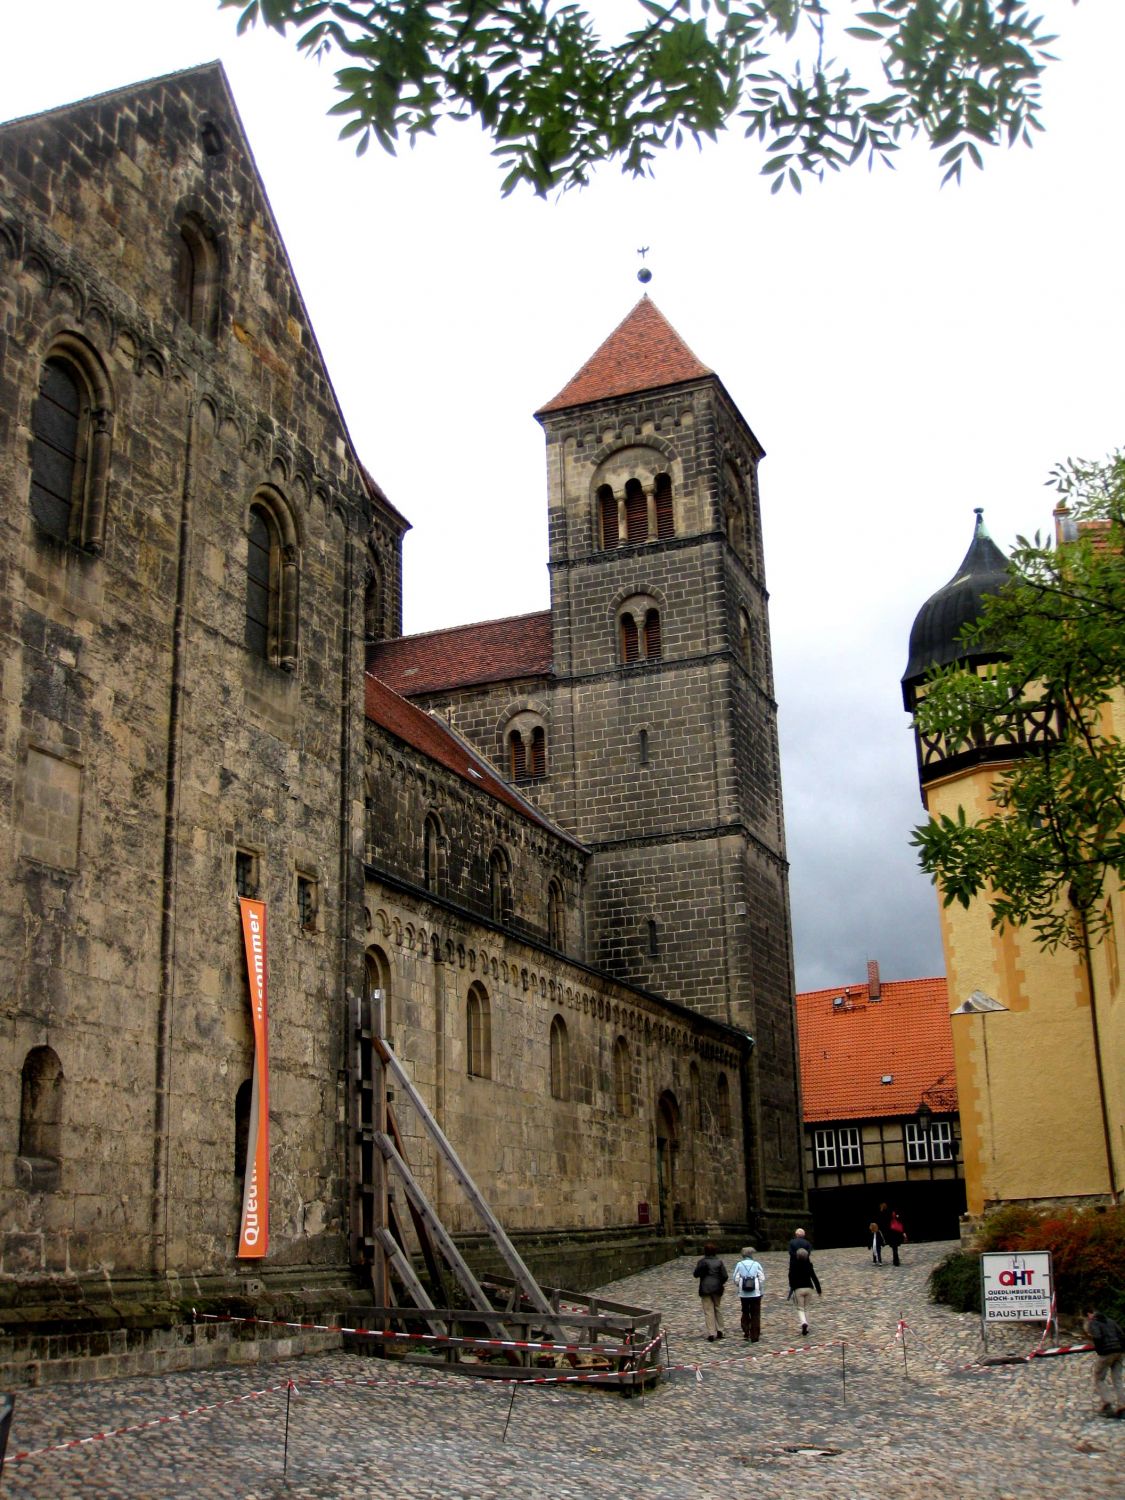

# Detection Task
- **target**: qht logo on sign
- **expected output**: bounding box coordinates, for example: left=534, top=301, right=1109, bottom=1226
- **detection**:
left=981, top=1252, right=1053, bottom=1324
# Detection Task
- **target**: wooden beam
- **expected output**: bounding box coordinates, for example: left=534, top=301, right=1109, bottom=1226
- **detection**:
left=374, top=1037, right=562, bottom=1328
left=373, top=1227, right=448, bottom=1337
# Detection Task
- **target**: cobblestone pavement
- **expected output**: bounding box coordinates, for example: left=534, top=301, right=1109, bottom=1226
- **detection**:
left=3, top=1241, right=1122, bottom=1498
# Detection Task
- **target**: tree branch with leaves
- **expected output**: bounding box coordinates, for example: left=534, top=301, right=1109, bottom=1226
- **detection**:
left=221, top=0, right=1063, bottom=195
left=910, top=449, right=1125, bottom=953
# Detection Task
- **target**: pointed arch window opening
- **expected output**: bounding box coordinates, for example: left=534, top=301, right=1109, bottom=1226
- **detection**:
left=549, top=1015, right=569, bottom=1100
left=176, top=215, right=221, bottom=339
left=467, top=984, right=492, bottom=1079
left=245, top=494, right=298, bottom=669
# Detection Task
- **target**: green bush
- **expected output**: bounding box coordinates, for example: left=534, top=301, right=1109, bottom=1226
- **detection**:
left=929, top=1204, right=1125, bottom=1326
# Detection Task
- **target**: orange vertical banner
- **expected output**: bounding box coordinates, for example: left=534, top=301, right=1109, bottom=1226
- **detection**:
left=238, top=897, right=269, bottom=1258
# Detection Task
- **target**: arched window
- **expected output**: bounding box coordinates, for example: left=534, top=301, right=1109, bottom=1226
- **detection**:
left=654, top=473, right=674, bottom=539
left=467, top=983, right=491, bottom=1078
left=647, top=918, right=660, bottom=958
left=717, top=1072, right=732, bottom=1133
left=364, top=559, right=384, bottom=658
left=29, top=339, right=112, bottom=551
left=176, top=214, right=220, bottom=338
left=364, top=771, right=377, bottom=860
left=423, top=812, right=445, bottom=894
left=598, top=484, right=619, bottom=548
left=613, top=1036, right=632, bottom=1116
left=620, top=612, right=640, bottom=664
left=739, top=608, right=753, bottom=672
left=234, top=1077, right=253, bottom=1178
left=509, top=729, right=526, bottom=782
left=549, top=1015, right=569, bottom=1100
left=625, top=478, right=647, bottom=543
left=19, top=1046, right=64, bottom=1171
left=638, top=728, right=649, bottom=765
left=245, top=490, right=298, bottom=669
left=489, top=848, right=512, bottom=925
left=689, top=1061, right=703, bottom=1128
left=365, top=946, right=391, bottom=1036
left=529, top=726, right=546, bottom=779
left=547, top=879, right=565, bottom=950
left=643, top=609, right=662, bottom=661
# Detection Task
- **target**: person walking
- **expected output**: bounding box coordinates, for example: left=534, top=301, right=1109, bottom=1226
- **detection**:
left=787, top=1245, right=821, bottom=1337
left=788, top=1226, right=812, bottom=1262
left=732, top=1245, right=766, bottom=1342
left=868, top=1221, right=885, bottom=1264
left=1085, top=1306, right=1125, bottom=1417
left=877, top=1202, right=905, bottom=1266
left=692, top=1241, right=728, bottom=1342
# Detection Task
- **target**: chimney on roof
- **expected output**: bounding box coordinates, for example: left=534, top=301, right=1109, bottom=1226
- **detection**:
left=867, top=960, right=881, bottom=1001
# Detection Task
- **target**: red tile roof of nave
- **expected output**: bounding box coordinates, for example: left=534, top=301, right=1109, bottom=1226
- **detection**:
left=536, top=297, right=714, bottom=415
left=366, top=612, right=553, bottom=697
left=364, top=672, right=580, bottom=845
left=795, top=977, right=955, bottom=1123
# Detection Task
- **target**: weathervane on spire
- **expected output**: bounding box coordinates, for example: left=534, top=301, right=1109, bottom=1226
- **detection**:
left=637, top=246, right=652, bottom=285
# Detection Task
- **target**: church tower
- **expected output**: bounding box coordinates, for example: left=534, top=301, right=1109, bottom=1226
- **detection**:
left=535, top=299, right=803, bottom=1212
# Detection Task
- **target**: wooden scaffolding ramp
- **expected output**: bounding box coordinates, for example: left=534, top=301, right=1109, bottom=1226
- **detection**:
left=351, top=991, right=663, bottom=1389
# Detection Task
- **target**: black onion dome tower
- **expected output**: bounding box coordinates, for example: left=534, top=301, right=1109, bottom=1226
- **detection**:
left=901, top=508, right=1015, bottom=788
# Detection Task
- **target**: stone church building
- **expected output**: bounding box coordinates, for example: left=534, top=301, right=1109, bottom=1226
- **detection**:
left=0, top=64, right=804, bottom=1316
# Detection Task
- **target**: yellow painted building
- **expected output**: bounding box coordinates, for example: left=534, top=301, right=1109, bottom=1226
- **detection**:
left=902, top=509, right=1123, bottom=1218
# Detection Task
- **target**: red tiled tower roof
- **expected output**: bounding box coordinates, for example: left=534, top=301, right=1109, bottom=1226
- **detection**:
left=795, top=977, right=955, bottom=1123
left=367, top=612, right=552, bottom=698
left=364, top=672, right=579, bottom=844
left=536, top=297, right=713, bottom=415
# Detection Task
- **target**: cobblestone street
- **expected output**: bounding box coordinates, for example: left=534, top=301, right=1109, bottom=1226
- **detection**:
left=3, top=1240, right=1122, bottom=1498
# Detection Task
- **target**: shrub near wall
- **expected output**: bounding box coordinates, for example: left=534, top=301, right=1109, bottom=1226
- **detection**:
left=930, top=1205, right=1125, bottom=1326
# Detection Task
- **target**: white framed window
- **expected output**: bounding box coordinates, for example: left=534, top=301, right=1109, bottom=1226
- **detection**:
left=905, top=1121, right=929, bottom=1164
left=814, top=1128, right=837, bottom=1169
left=838, top=1127, right=862, bottom=1168
left=930, top=1120, right=954, bottom=1161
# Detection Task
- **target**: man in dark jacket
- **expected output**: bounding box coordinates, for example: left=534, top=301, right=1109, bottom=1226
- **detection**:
left=788, top=1246, right=822, bottom=1337
left=692, top=1242, right=728, bottom=1342
left=1085, top=1307, right=1125, bottom=1417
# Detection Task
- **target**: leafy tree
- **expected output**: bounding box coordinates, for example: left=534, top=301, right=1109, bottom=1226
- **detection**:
left=221, top=0, right=1063, bottom=195
left=910, top=449, right=1125, bottom=953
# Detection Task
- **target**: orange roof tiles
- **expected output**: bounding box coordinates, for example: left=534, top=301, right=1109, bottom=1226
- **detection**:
left=796, top=977, right=955, bottom=1123
left=367, top=612, right=553, bottom=698
left=364, top=672, right=581, bottom=845
left=536, top=297, right=713, bottom=415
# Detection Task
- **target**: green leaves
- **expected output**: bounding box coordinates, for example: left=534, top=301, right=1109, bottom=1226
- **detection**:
left=218, top=0, right=1062, bottom=196
left=911, top=447, right=1125, bottom=953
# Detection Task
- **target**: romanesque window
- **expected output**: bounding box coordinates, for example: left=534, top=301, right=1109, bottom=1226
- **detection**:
left=176, top=214, right=220, bottom=339
left=235, top=848, right=259, bottom=899
left=29, top=339, right=112, bottom=551
left=19, top=1046, right=63, bottom=1178
left=509, top=730, right=526, bottom=782
left=690, top=1062, right=703, bottom=1128
left=364, top=558, right=384, bottom=656
left=234, top=1077, right=252, bottom=1178
left=423, top=812, right=445, bottom=894
left=638, top=728, right=649, bottom=765
left=549, top=1015, right=569, bottom=1100
left=716, top=1072, right=731, bottom=1133
left=245, top=489, right=298, bottom=669
left=467, top=983, right=491, bottom=1078
left=643, top=609, right=662, bottom=661
left=296, top=872, right=318, bottom=932
left=529, top=726, right=546, bottom=779
left=739, top=609, right=753, bottom=673
left=365, top=946, right=391, bottom=1035
left=624, top=478, right=647, bottom=543
left=489, top=848, right=512, bottom=925
left=547, top=880, right=565, bottom=950
left=618, top=597, right=663, bottom=666
left=654, top=473, right=674, bottom=539
left=613, top=1036, right=631, bottom=1116
left=364, top=772, right=377, bottom=861
left=647, top=918, right=659, bottom=959
left=507, top=720, right=546, bottom=784
left=598, top=484, right=618, bottom=548
left=620, top=612, right=640, bottom=664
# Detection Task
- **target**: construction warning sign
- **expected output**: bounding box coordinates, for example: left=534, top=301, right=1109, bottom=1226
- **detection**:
left=981, top=1251, right=1053, bottom=1322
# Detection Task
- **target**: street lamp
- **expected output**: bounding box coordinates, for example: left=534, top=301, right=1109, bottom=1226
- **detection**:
left=917, top=1099, right=933, bottom=1133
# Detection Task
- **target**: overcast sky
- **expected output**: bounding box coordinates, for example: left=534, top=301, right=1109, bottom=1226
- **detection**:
left=5, top=2, right=1123, bottom=993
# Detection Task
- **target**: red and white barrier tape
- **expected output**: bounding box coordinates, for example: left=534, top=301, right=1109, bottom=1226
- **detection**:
left=192, top=1310, right=661, bottom=1361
